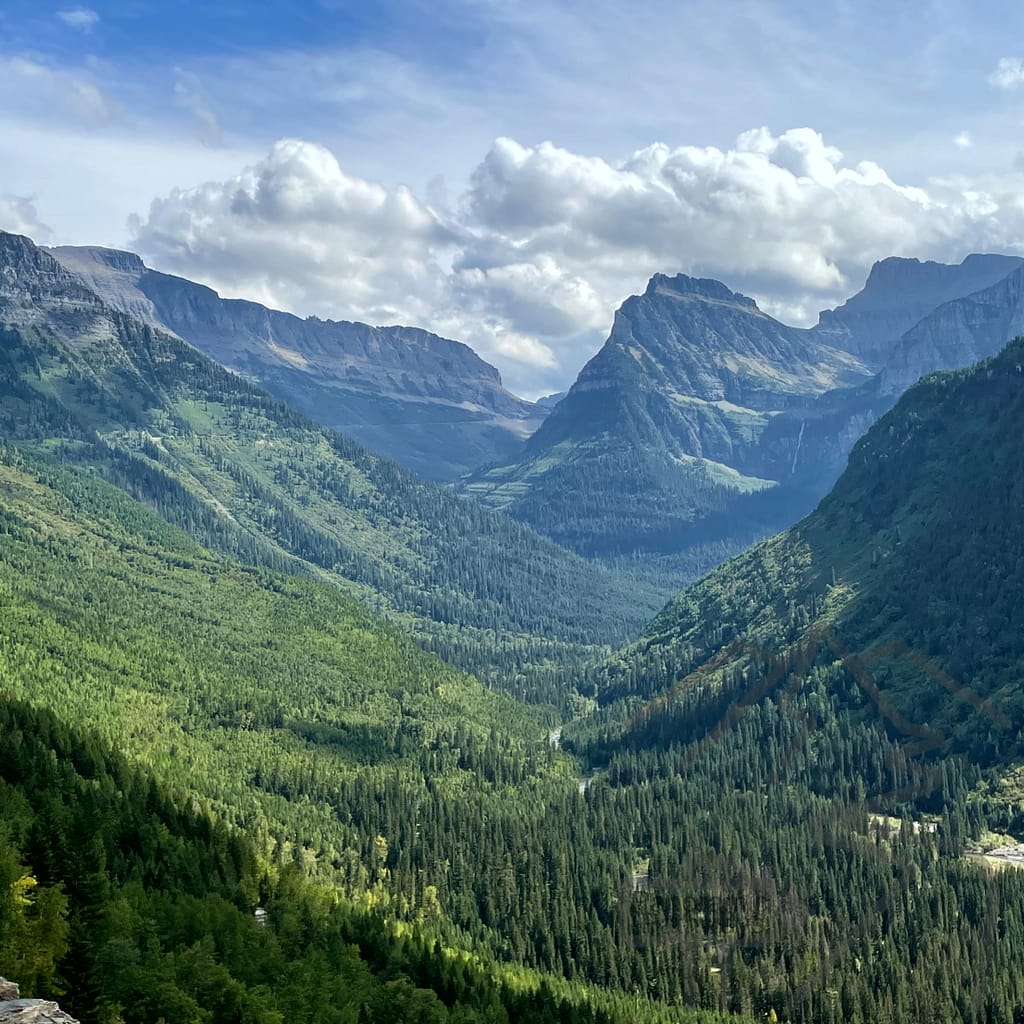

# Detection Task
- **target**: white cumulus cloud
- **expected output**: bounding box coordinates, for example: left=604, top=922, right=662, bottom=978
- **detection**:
left=133, top=138, right=456, bottom=323
left=131, top=128, right=1024, bottom=396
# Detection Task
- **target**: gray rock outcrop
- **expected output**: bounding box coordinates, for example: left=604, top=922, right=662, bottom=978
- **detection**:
left=0, top=979, right=79, bottom=1024
left=879, top=264, right=1024, bottom=394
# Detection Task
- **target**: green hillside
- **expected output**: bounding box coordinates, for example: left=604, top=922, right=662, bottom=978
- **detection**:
left=0, top=446, right=540, bottom=888
left=0, top=231, right=661, bottom=703
left=0, top=445, right=752, bottom=1019
left=6, top=388, right=1024, bottom=1019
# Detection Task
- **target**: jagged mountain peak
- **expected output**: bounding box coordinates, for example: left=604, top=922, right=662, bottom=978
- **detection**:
left=570, top=270, right=867, bottom=406
left=857, top=254, right=956, bottom=299
left=1, top=231, right=110, bottom=327
left=1, top=229, right=35, bottom=255
left=643, top=272, right=759, bottom=309
left=464, top=269, right=872, bottom=573
left=464, top=247, right=1024, bottom=579
left=3, top=231, right=81, bottom=287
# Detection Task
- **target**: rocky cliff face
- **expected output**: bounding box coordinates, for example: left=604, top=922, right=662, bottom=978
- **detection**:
left=463, top=257, right=1024, bottom=585
left=879, top=264, right=1024, bottom=394
left=572, top=273, right=869, bottom=405
left=523, top=273, right=870, bottom=467
left=750, top=256, right=1024, bottom=500
left=49, top=245, right=547, bottom=481
left=812, top=253, right=1023, bottom=370
left=1, top=234, right=108, bottom=329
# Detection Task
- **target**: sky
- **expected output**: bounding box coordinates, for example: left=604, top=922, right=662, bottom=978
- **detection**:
left=3, top=1, right=1024, bottom=397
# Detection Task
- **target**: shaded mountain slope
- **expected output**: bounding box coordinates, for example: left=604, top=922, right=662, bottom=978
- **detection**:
left=0, top=231, right=661, bottom=700
left=759, top=257, right=1024, bottom=504
left=50, top=244, right=547, bottom=481
left=595, top=336, right=1024, bottom=776
left=879, top=261, right=1024, bottom=394
left=466, top=257, right=1024, bottom=594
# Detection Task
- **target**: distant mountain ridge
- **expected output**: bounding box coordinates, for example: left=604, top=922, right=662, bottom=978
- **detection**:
left=878, top=261, right=1024, bottom=393
left=463, top=253, right=1024, bottom=590
left=761, top=255, right=1024, bottom=488
left=49, top=245, right=547, bottom=481
left=811, top=253, right=1023, bottom=370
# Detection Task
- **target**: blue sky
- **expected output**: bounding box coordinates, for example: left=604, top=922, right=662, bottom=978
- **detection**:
left=3, top=0, right=1024, bottom=395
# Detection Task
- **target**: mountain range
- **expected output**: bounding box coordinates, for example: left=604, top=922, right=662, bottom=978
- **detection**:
left=464, top=272, right=871, bottom=566
left=464, top=253, right=1024, bottom=586
left=16, top=228, right=1024, bottom=624
left=0, top=230, right=658, bottom=702
left=7, top=220, right=1024, bottom=1022
left=812, top=252, right=1023, bottom=369
left=45, top=240, right=1024, bottom=600
left=49, top=245, right=548, bottom=482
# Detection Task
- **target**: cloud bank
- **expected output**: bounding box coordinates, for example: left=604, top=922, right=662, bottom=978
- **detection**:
left=132, top=128, right=1024, bottom=396
left=0, top=56, right=115, bottom=125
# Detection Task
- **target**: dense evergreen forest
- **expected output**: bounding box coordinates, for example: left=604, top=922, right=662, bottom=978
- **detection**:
left=466, top=441, right=799, bottom=579
left=557, top=339, right=1024, bottom=1019
left=0, top=696, right=740, bottom=1024
left=4, top=386, right=1024, bottom=1021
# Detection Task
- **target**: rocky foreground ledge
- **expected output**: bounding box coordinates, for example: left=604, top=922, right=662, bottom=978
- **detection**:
left=0, top=980, right=79, bottom=1024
